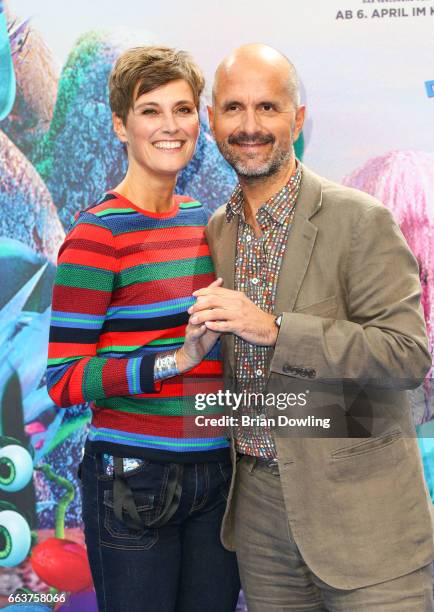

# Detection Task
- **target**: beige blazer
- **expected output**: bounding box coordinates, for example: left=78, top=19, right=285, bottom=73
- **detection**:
left=205, top=164, right=433, bottom=590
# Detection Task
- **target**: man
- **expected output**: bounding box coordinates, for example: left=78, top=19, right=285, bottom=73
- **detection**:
left=188, top=44, right=434, bottom=610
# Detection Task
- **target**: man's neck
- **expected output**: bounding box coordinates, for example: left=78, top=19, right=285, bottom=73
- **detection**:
left=239, top=158, right=297, bottom=219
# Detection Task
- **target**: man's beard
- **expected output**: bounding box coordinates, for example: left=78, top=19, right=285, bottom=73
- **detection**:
left=216, top=132, right=293, bottom=181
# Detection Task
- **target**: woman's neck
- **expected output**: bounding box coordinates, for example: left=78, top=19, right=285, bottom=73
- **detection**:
left=114, top=162, right=177, bottom=213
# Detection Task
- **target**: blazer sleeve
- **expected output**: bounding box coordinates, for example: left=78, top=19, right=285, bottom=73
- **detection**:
left=270, top=204, right=432, bottom=387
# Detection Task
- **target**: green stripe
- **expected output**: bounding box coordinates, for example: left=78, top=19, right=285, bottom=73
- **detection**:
left=48, top=356, right=83, bottom=366
left=97, top=339, right=184, bottom=352
left=83, top=358, right=107, bottom=400
left=94, top=396, right=225, bottom=416
left=56, top=264, right=114, bottom=291
left=117, top=257, right=213, bottom=288
left=179, top=201, right=201, bottom=209
left=148, top=337, right=184, bottom=346
left=97, top=345, right=141, bottom=353
left=111, top=299, right=193, bottom=316
left=52, top=315, right=104, bottom=324
left=94, top=207, right=136, bottom=216
left=131, top=358, right=139, bottom=394
left=91, top=430, right=225, bottom=449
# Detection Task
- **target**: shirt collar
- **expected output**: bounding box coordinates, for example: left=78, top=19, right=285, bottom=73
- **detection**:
left=225, top=161, right=302, bottom=225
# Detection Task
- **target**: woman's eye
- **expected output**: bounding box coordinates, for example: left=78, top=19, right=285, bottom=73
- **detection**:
left=142, top=108, right=157, bottom=115
left=177, top=106, right=192, bottom=114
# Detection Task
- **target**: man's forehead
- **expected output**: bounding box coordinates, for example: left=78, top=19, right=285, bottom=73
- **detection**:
left=214, top=67, right=291, bottom=102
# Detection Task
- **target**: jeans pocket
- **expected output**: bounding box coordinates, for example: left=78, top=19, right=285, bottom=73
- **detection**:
left=102, top=488, right=160, bottom=547
left=100, top=461, right=182, bottom=550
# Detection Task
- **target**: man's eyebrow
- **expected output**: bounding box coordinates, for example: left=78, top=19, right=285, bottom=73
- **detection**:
left=221, top=100, right=243, bottom=109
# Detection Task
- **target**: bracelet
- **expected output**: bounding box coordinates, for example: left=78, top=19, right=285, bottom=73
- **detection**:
left=154, top=350, right=180, bottom=381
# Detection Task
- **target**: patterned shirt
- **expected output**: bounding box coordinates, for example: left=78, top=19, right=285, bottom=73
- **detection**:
left=226, top=165, right=302, bottom=458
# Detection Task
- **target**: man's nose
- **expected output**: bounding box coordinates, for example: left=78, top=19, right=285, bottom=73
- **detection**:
left=239, top=108, right=261, bottom=134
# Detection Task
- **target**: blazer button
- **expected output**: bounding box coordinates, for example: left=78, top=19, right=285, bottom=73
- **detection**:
left=282, top=363, right=291, bottom=373
left=307, top=369, right=316, bottom=378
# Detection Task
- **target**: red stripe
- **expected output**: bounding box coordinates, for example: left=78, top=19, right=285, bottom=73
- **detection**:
left=68, top=358, right=89, bottom=404
left=134, top=378, right=223, bottom=398
left=59, top=248, right=117, bottom=271
left=98, top=325, right=187, bottom=348
left=119, top=244, right=210, bottom=268
left=92, top=410, right=227, bottom=439
left=111, top=273, right=216, bottom=306
left=62, top=223, right=113, bottom=248
left=102, top=359, right=130, bottom=397
left=115, top=225, right=205, bottom=249
left=187, top=360, right=223, bottom=376
left=52, top=286, right=112, bottom=314
left=49, top=342, right=96, bottom=359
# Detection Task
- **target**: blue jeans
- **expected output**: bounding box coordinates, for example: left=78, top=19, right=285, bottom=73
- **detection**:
left=79, top=451, right=240, bottom=612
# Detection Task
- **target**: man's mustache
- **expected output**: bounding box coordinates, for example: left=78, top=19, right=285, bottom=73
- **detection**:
left=227, top=132, right=275, bottom=145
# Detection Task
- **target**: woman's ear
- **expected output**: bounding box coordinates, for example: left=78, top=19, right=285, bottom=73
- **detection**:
left=112, top=112, right=128, bottom=143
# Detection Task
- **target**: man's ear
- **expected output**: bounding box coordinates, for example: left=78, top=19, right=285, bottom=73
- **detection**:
left=112, top=112, right=127, bottom=143
left=207, top=105, right=215, bottom=138
left=293, top=105, right=306, bottom=142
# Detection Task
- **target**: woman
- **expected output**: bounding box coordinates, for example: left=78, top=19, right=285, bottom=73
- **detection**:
left=47, top=46, right=240, bottom=612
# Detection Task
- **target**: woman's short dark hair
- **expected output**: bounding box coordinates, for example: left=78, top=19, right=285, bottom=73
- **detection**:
left=109, top=46, right=205, bottom=124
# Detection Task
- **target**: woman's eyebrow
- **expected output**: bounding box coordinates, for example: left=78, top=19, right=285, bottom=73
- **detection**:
left=134, top=99, right=194, bottom=110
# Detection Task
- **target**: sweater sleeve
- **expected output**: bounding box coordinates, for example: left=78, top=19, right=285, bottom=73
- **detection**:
left=46, top=213, right=156, bottom=408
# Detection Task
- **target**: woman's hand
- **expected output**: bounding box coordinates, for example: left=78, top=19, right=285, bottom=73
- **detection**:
left=177, top=278, right=223, bottom=373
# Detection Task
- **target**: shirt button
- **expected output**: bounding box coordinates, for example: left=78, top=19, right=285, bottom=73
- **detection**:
left=256, top=369, right=263, bottom=376
left=246, top=235, right=252, bottom=242
left=251, top=278, right=259, bottom=285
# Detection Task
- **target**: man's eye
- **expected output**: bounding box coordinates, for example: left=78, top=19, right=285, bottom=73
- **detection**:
left=261, top=104, right=274, bottom=112
left=142, top=108, right=157, bottom=115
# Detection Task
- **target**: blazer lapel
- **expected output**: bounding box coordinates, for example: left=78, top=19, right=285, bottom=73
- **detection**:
left=274, top=164, right=323, bottom=314
left=214, top=215, right=237, bottom=371
left=216, top=216, right=237, bottom=291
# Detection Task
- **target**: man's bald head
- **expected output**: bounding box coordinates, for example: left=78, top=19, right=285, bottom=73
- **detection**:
left=213, top=43, right=300, bottom=108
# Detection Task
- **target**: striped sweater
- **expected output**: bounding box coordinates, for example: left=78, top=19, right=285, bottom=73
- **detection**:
left=47, top=191, right=229, bottom=462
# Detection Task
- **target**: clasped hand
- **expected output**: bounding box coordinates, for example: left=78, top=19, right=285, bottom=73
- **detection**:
left=187, top=279, right=278, bottom=347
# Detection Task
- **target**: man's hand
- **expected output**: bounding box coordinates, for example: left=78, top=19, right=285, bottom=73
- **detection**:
left=188, top=285, right=278, bottom=346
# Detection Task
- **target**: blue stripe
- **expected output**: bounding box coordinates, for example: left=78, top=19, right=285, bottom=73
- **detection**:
left=88, top=426, right=230, bottom=451
left=51, top=318, right=104, bottom=329
left=99, top=343, right=183, bottom=359
left=51, top=310, right=104, bottom=321
left=99, top=208, right=207, bottom=235
left=124, top=355, right=141, bottom=395
left=106, top=297, right=195, bottom=320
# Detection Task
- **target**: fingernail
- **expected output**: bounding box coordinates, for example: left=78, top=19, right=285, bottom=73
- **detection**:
left=191, top=316, right=198, bottom=324
left=187, top=307, right=193, bottom=314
